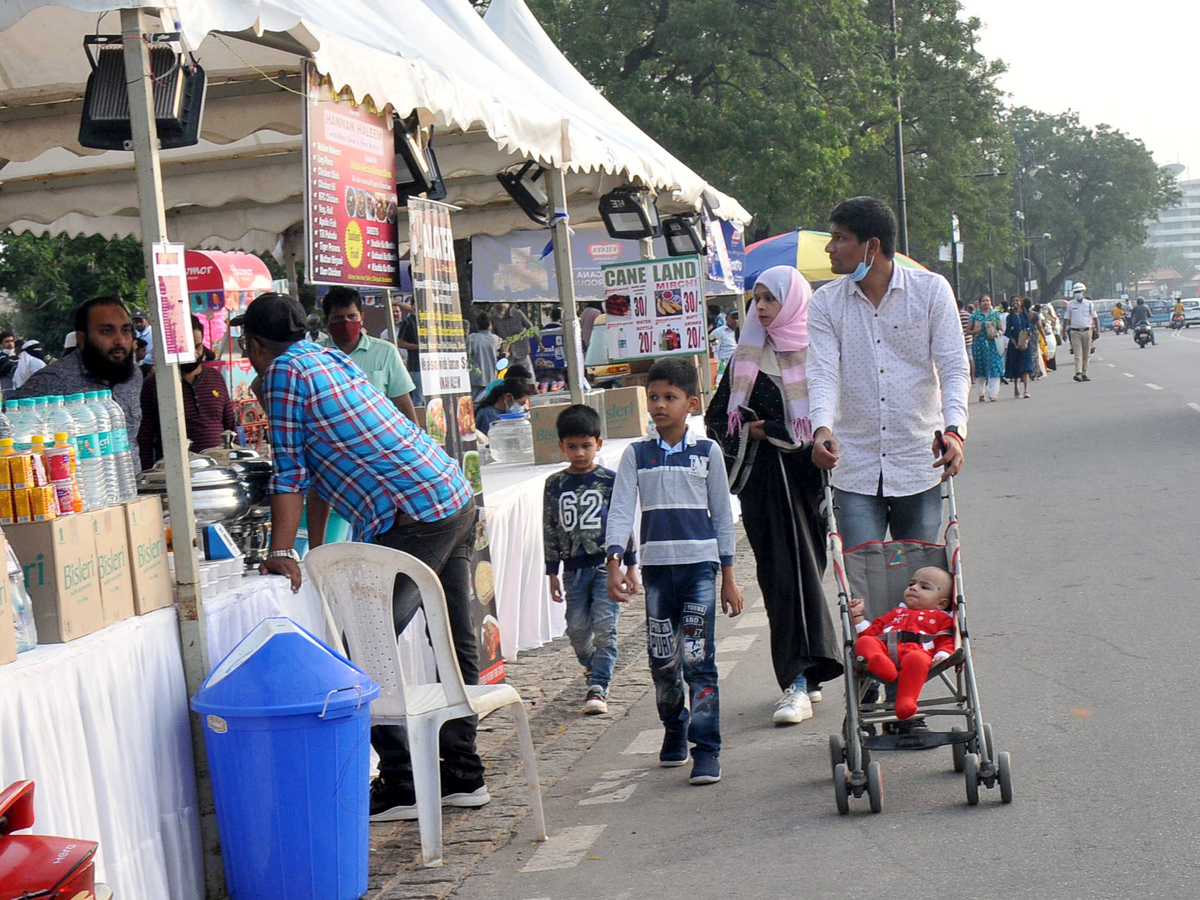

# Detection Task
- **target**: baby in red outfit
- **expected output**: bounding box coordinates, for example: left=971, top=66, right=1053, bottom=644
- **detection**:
left=849, top=566, right=955, bottom=720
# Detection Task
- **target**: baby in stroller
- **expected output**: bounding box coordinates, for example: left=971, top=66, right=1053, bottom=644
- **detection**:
left=849, top=566, right=954, bottom=720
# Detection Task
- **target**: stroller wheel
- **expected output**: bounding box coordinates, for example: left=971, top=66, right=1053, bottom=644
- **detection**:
left=833, top=763, right=850, bottom=815
left=866, top=761, right=884, bottom=814
left=951, top=726, right=966, bottom=773
left=997, top=751, right=1013, bottom=803
left=829, top=734, right=845, bottom=776
left=964, top=753, right=980, bottom=806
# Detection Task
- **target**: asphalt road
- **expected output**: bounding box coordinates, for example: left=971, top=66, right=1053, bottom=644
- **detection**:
left=452, top=328, right=1200, bottom=900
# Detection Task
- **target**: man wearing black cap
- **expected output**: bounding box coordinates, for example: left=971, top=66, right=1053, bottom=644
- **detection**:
left=233, top=292, right=488, bottom=821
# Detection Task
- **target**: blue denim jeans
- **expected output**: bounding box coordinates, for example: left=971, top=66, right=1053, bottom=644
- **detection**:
left=562, top=564, right=621, bottom=689
left=641, top=562, right=721, bottom=755
left=834, top=483, right=943, bottom=550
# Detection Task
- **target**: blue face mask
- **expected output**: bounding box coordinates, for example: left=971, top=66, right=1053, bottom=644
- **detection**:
left=849, top=245, right=876, bottom=282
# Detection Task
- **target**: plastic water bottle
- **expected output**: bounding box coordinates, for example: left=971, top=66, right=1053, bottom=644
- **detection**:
left=87, top=391, right=119, bottom=505
left=46, top=396, right=76, bottom=466
left=0, top=402, right=15, bottom=444
left=32, top=396, right=52, bottom=445
left=64, top=393, right=106, bottom=511
left=7, top=399, right=35, bottom=451
left=99, top=390, right=138, bottom=501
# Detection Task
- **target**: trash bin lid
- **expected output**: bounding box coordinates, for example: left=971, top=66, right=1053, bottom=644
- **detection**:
left=191, top=617, right=380, bottom=718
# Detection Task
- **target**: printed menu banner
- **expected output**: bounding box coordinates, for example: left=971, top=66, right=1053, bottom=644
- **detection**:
left=150, top=242, right=195, bottom=364
left=302, top=61, right=400, bottom=288
left=408, top=198, right=504, bottom=684
left=602, top=255, right=708, bottom=361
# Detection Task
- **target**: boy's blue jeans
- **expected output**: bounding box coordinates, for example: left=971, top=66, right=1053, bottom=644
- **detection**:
left=563, top=564, right=621, bottom=689
left=641, top=562, right=720, bottom=755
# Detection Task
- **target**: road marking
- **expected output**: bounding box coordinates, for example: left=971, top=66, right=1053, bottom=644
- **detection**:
left=1146, top=383, right=1163, bottom=390
left=579, top=784, right=638, bottom=806
left=519, top=825, right=607, bottom=872
left=720, top=659, right=739, bottom=680
left=623, top=729, right=663, bottom=755
left=735, top=611, right=769, bottom=629
left=1107, top=363, right=1116, bottom=368
left=1123, top=373, right=1134, bottom=378
left=1189, top=403, right=1200, bottom=414
left=717, top=634, right=757, bottom=653
left=601, top=768, right=648, bottom=779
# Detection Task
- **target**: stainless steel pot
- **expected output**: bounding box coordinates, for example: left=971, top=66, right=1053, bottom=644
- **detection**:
left=202, top=438, right=272, bottom=516
left=137, top=455, right=249, bottom=526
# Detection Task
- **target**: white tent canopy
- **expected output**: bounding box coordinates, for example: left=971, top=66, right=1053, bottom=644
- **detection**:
left=0, top=0, right=748, bottom=252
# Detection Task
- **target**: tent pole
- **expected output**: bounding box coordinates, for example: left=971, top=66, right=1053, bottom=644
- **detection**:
left=120, top=10, right=223, bottom=900
left=546, top=168, right=584, bottom=404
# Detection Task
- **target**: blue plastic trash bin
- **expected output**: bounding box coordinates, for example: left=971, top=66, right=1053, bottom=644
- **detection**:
left=191, top=617, right=380, bottom=900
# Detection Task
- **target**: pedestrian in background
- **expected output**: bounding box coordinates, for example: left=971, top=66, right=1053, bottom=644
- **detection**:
left=969, top=295, right=1003, bottom=402
left=492, top=302, right=533, bottom=368
left=1004, top=296, right=1035, bottom=398
left=1065, top=284, right=1100, bottom=380
left=708, top=309, right=740, bottom=366
left=468, top=313, right=502, bottom=393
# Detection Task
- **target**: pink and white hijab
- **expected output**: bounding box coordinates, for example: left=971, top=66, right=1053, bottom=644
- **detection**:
left=726, top=265, right=813, bottom=442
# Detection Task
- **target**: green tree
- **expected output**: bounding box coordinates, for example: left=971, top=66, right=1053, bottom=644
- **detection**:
left=846, top=0, right=1016, bottom=291
left=0, top=231, right=145, bottom=352
left=1005, top=108, right=1180, bottom=302
left=526, top=0, right=895, bottom=240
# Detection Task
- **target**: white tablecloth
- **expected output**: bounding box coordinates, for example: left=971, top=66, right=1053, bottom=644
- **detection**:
left=0, top=609, right=204, bottom=900
left=0, top=572, right=441, bottom=900
left=481, top=416, right=737, bottom=659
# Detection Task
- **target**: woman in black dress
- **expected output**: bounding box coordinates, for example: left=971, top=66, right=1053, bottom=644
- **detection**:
left=705, top=265, right=842, bottom=727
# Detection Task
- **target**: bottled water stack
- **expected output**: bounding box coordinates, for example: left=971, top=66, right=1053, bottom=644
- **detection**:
left=65, top=393, right=106, bottom=511
left=87, top=391, right=119, bottom=506
left=100, top=391, right=138, bottom=501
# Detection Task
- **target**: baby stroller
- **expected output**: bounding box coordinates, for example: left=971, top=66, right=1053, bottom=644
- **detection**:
left=824, top=456, right=1013, bottom=813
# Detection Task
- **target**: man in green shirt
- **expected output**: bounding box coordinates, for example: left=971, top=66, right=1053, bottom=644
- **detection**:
left=321, top=287, right=417, bottom=422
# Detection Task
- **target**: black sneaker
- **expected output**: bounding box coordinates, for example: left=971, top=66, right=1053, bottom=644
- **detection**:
left=441, top=774, right=490, bottom=809
left=370, top=777, right=417, bottom=822
left=659, top=729, right=690, bottom=767
left=1081, top=374, right=1091, bottom=381
left=369, top=775, right=490, bottom=821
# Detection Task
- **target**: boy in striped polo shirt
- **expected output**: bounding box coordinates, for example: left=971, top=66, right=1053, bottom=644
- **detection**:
left=605, top=358, right=743, bottom=785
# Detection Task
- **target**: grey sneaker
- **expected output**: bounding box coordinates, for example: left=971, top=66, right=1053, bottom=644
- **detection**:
left=583, top=685, right=608, bottom=715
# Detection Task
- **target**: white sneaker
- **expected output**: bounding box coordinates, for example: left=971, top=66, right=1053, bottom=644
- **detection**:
left=772, top=687, right=814, bottom=725
left=807, top=689, right=823, bottom=703
left=583, top=685, right=608, bottom=715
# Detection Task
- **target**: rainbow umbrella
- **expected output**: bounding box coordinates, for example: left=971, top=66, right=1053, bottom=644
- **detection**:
left=744, top=229, right=928, bottom=287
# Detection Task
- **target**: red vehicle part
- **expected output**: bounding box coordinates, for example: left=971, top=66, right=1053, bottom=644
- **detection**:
left=0, top=781, right=104, bottom=900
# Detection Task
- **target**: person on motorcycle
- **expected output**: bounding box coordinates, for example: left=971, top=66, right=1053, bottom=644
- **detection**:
left=1112, top=302, right=1125, bottom=333
left=1130, top=297, right=1156, bottom=345
left=1173, top=297, right=1186, bottom=329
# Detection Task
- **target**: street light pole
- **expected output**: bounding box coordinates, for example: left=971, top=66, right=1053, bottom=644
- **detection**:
left=890, top=0, right=909, bottom=256
left=951, top=214, right=961, bottom=304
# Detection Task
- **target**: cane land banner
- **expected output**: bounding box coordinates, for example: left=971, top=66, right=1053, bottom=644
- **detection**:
left=302, top=61, right=400, bottom=289
left=408, top=198, right=504, bottom=684
left=602, top=255, right=708, bottom=361
left=150, top=242, right=195, bottom=364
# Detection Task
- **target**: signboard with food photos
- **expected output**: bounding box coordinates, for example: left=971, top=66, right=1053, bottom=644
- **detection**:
left=601, top=255, right=708, bottom=361
left=408, top=198, right=504, bottom=684
left=302, top=61, right=401, bottom=289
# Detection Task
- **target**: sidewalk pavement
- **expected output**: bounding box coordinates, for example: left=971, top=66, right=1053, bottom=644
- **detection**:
left=365, top=531, right=757, bottom=900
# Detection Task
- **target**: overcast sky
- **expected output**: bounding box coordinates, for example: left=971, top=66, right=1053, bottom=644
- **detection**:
left=961, top=0, right=1199, bottom=178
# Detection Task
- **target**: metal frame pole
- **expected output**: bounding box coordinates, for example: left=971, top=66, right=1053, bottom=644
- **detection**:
left=890, top=0, right=909, bottom=257
left=120, top=10, right=222, bottom=899
left=546, top=168, right=584, bottom=404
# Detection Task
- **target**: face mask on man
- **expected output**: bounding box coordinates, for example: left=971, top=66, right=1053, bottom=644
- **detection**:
left=328, top=320, right=364, bottom=345
left=849, top=244, right=876, bottom=282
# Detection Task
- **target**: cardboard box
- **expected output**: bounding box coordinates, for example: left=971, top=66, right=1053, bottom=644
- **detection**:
left=124, top=496, right=174, bottom=615
left=530, top=402, right=572, bottom=466
left=5, top=513, right=103, bottom=643
left=603, top=386, right=649, bottom=439
left=94, top=506, right=135, bottom=626
left=0, top=531, right=16, bottom=665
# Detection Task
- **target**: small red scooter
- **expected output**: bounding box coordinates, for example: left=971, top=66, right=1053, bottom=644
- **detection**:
left=0, top=781, right=112, bottom=900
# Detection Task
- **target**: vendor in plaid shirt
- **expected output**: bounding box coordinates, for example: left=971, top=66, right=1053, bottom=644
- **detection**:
left=234, top=293, right=487, bottom=822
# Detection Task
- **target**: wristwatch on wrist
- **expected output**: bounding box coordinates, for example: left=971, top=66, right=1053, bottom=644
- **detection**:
left=608, top=550, right=623, bottom=564
left=268, top=548, right=300, bottom=562
left=944, top=425, right=965, bottom=443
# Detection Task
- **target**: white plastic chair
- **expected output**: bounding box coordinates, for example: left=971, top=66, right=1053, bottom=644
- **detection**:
left=305, top=543, right=547, bottom=867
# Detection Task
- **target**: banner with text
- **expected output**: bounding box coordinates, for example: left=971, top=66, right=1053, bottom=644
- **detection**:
left=408, top=198, right=503, bottom=684
left=150, top=242, right=196, bottom=364
left=302, top=61, right=400, bottom=289
left=602, top=255, right=708, bottom=361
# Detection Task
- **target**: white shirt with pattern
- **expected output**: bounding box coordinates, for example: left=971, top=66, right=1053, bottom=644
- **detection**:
left=1064, top=297, right=1096, bottom=329
left=807, top=265, right=970, bottom=497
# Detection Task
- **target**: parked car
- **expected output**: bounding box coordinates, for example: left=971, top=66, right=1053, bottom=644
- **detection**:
left=1146, top=299, right=1172, bottom=326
